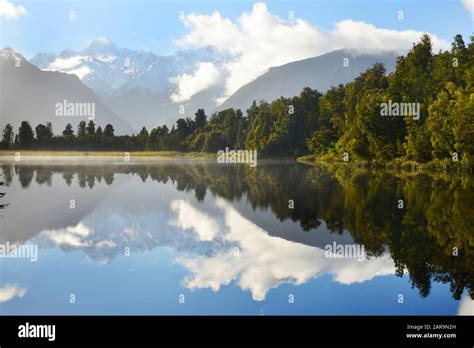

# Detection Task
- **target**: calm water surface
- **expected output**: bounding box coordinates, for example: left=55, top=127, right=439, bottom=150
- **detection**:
left=0, top=158, right=472, bottom=315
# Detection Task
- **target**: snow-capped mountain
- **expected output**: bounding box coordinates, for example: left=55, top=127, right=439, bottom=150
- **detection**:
left=31, top=38, right=222, bottom=94
left=30, top=38, right=227, bottom=130
left=31, top=37, right=161, bottom=95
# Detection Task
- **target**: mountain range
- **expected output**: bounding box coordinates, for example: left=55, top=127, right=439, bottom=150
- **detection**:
left=30, top=38, right=226, bottom=130
left=1, top=39, right=399, bottom=133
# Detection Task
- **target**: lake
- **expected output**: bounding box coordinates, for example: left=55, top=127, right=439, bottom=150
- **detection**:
left=0, top=158, right=472, bottom=315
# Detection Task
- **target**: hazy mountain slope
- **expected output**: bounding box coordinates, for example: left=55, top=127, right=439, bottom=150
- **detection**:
left=0, top=48, right=134, bottom=135
left=219, top=49, right=398, bottom=112
left=102, top=83, right=223, bottom=130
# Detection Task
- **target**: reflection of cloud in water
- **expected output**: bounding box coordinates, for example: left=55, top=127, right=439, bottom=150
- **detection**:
left=169, top=200, right=220, bottom=241
left=29, top=178, right=395, bottom=301
left=175, top=198, right=395, bottom=301
left=457, top=296, right=473, bottom=315
left=0, top=283, right=27, bottom=303
left=41, top=223, right=92, bottom=248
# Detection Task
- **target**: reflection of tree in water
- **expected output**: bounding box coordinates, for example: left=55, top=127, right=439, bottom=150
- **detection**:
left=0, top=169, right=9, bottom=211
left=35, top=167, right=53, bottom=186
left=328, top=168, right=473, bottom=301
left=16, top=166, right=35, bottom=188
left=4, top=162, right=473, bottom=300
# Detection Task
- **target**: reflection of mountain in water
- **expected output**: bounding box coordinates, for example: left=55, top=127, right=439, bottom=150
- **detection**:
left=1, top=160, right=472, bottom=300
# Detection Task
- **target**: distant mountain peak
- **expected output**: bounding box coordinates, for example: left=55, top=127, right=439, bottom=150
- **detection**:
left=1, top=47, right=15, bottom=53
left=0, top=47, right=24, bottom=60
left=93, top=36, right=113, bottom=45
left=57, top=48, right=79, bottom=58
left=84, top=37, right=119, bottom=56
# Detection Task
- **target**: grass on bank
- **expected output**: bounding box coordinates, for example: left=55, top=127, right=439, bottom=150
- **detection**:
left=0, top=150, right=215, bottom=157
left=297, top=153, right=473, bottom=173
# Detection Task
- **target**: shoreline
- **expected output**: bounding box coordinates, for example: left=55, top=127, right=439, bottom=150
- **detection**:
left=0, top=150, right=215, bottom=158
left=296, top=154, right=473, bottom=174
left=0, top=150, right=471, bottom=174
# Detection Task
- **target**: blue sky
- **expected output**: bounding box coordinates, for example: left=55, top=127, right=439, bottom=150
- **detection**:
left=1, top=0, right=473, bottom=57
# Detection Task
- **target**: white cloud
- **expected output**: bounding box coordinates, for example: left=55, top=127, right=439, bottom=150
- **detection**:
left=462, top=0, right=474, bottom=19
left=169, top=200, right=220, bottom=241
left=177, top=2, right=450, bottom=102
left=48, top=56, right=88, bottom=71
left=67, top=66, right=92, bottom=79
left=48, top=56, right=85, bottom=71
left=0, top=283, right=27, bottom=303
left=176, top=198, right=395, bottom=301
left=42, top=223, right=92, bottom=248
left=169, top=62, right=220, bottom=102
left=0, top=0, right=26, bottom=20
left=458, top=295, right=473, bottom=315
left=45, top=56, right=93, bottom=79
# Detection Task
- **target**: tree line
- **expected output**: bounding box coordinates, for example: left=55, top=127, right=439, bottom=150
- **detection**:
left=1, top=34, right=472, bottom=163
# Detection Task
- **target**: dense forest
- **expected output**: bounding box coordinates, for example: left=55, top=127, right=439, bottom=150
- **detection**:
left=1, top=34, right=473, bottom=164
